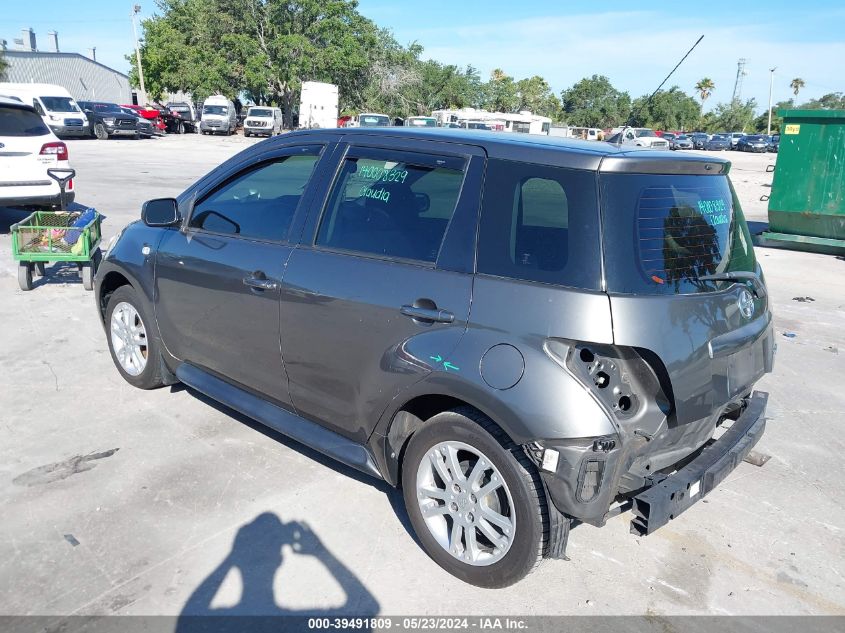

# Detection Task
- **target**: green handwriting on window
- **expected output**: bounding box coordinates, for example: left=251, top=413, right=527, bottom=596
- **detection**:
left=697, top=199, right=730, bottom=225
left=359, top=164, right=408, bottom=183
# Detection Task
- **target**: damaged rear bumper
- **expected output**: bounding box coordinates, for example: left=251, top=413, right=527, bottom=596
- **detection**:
left=629, top=391, right=768, bottom=536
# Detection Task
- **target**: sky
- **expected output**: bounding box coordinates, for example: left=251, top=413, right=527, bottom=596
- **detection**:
left=1, top=0, right=843, bottom=112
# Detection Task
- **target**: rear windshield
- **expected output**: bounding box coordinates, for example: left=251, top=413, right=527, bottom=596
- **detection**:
left=0, top=107, right=50, bottom=136
left=601, top=173, right=756, bottom=295
left=41, top=96, right=80, bottom=112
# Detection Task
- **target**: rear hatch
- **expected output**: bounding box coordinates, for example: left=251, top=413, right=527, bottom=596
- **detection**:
left=0, top=106, right=56, bottom=188
left=599, top=155, right=774, bottom=471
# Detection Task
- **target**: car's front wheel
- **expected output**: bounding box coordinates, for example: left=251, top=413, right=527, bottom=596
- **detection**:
left=94, top=123, right=109, bottom=140
left=105, top=285, right=165, bottom=389
left=402, top=408, right=547, bottom=588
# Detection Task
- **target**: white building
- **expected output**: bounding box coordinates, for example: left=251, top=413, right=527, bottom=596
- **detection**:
left=431, top=107, right=552, bottom=135
left=1, top=29, right=134, bottom=104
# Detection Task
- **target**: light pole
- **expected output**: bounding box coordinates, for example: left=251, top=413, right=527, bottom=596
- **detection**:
left=767, top=66, right=777, bottom=136
left=132, top=4, right=147, bottom=102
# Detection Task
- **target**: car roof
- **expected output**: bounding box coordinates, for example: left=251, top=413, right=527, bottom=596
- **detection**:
left=0, top=97, right=37, bottom=112
left=277, top=127, right=731, bottom=175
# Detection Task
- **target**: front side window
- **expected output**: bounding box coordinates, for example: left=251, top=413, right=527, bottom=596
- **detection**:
left=189, top=147, right=321, bottom=241
left=316, top=148, right=465, bottom=262
left=477, top=159, right=602, bottom=289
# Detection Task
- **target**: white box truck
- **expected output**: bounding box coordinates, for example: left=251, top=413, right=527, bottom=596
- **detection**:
left=299, top=81, right=338, bottom=129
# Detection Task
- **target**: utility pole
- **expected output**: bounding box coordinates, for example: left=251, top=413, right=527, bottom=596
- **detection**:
left=767, top=67, right=777, bottom=136
left=131, top=4, right=146, bottom=101
left=731, top=58, right=747, bottom=103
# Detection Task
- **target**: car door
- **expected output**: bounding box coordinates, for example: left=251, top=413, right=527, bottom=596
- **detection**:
left=154, top=143, right=327, bottom=407
left=280, top=139, right=484, bottom=442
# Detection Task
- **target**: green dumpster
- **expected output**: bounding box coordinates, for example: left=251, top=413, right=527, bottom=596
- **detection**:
left=760, top=109, right=845, bottom=254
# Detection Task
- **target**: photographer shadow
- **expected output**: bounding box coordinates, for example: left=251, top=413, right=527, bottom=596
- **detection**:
left=176, top=512, right=380, bottom=633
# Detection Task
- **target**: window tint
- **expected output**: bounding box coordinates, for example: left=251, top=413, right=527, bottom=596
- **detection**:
left=316, top=148, right=465, bottom=262
left=477, top=159, right=601, bottom=289
left=0, top=107, right=50, bottom=136
left=600, top=174, right=756, bottom=295
left=32, top=100, right=45, bottom=115
left=189, top=148, right=321, bottom=241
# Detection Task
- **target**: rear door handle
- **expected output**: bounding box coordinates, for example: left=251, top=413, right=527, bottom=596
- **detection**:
left=400, top=305, right=454, bottom=324
left=243, top=273, right=278, bottom=291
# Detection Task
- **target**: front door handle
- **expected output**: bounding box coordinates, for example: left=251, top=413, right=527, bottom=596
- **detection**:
left=243, top=273, right=278, bottom=291
left=400, top=305, right=455, bottom=324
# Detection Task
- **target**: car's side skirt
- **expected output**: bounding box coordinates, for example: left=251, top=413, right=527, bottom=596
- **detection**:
left=175, top=363, right=384, bottom=480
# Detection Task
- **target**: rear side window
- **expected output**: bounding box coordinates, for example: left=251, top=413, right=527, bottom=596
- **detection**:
left=601, top=174, right=756, bottom=294
left=189, top=147, right=321, bottom=241
left=477, top=159, right=601, bottom=290
left=316, top=148, right=465, bottom=262
left=0, top=107, right=50, bottom=136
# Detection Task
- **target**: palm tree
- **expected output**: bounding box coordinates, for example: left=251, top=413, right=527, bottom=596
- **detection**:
left=790, top=77, right=805, bottom=97
left=695, top=77, right=715, bottom=104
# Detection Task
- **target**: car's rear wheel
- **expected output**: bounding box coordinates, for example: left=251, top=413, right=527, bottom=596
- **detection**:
left=94, top=123, right=109, bottom=140
left=105, top=285, right=164, bottom=389
left=176, top=121, right=185, bottom=134
left=401, top=408, right=547, bottom=588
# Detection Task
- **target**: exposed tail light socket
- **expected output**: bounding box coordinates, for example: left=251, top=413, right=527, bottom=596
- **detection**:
left=40, top=141, right=68, bottom=162
left=577, top=459, right=605, bottom=502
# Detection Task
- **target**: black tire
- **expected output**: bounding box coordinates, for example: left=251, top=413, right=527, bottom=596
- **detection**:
left=18, top=263, right=33, bottom=291
left=94, top=123, right=109, bottom=140
left=104, top=285, right=165, bottom=389
left=401, top=407, right=548, bottom=588
left=81, top=248, right=103, bottom=291
left=177, top=121, right=185, bottom=134
left=33, top=261, right=46, bottom=277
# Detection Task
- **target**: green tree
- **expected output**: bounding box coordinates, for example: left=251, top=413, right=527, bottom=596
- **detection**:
left=516, top=75, right=561, bottom=119
left=752, top=98, right=794, bottom=133
left=560, top=75, right=631, bottom=128
left=789, top=77, right=805, bottom=97
left=694, top=77, right=715, bottom=105
left=133, top=0, right=378, bottom=126
left=483, top=68, right=520, bottom=112
left=800, top=92, right=845, bottom=110
left=630, top=86, right=701, bottom=130
left=706, top=98, right=757, bottom=133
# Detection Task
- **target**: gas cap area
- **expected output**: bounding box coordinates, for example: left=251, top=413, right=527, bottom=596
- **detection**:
left=480, top=344, right=525, bottom=390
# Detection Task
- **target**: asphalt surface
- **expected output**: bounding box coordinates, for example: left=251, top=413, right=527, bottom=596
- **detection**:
left=0, top=134, right=843, bottom=618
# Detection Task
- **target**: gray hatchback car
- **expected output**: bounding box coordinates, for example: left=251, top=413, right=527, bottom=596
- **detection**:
left=95, top=129, right=774, bottom=587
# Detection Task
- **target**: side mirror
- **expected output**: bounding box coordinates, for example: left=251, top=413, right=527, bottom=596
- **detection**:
left=142, top=198, right=181, bottom=227
left=414, top=192, right=431, bottom=213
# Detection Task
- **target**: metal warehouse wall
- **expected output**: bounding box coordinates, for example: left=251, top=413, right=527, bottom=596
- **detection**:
left=3, top=52, right=132, bottom=104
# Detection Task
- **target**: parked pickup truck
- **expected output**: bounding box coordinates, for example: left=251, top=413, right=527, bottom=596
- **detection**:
left=77, top=101, right=139, bottom=139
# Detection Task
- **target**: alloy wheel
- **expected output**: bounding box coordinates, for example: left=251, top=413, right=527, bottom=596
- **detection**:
left=110, top=302, right=148, bottom=376
left=415, top=440, right=516, bottom=566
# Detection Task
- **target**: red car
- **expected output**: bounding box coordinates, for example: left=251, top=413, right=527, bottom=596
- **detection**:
left=121, top=104, right=167, bottom=133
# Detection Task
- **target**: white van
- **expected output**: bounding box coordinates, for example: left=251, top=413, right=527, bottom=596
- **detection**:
left=199, top=95, right=237, bottom=135
left=0, top=83, right=89, bottom=138
left=244, top=106, right=282, bottom=137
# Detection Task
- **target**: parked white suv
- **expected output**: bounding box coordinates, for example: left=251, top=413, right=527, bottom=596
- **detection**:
left=0, top=98, right=75, bottom=207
